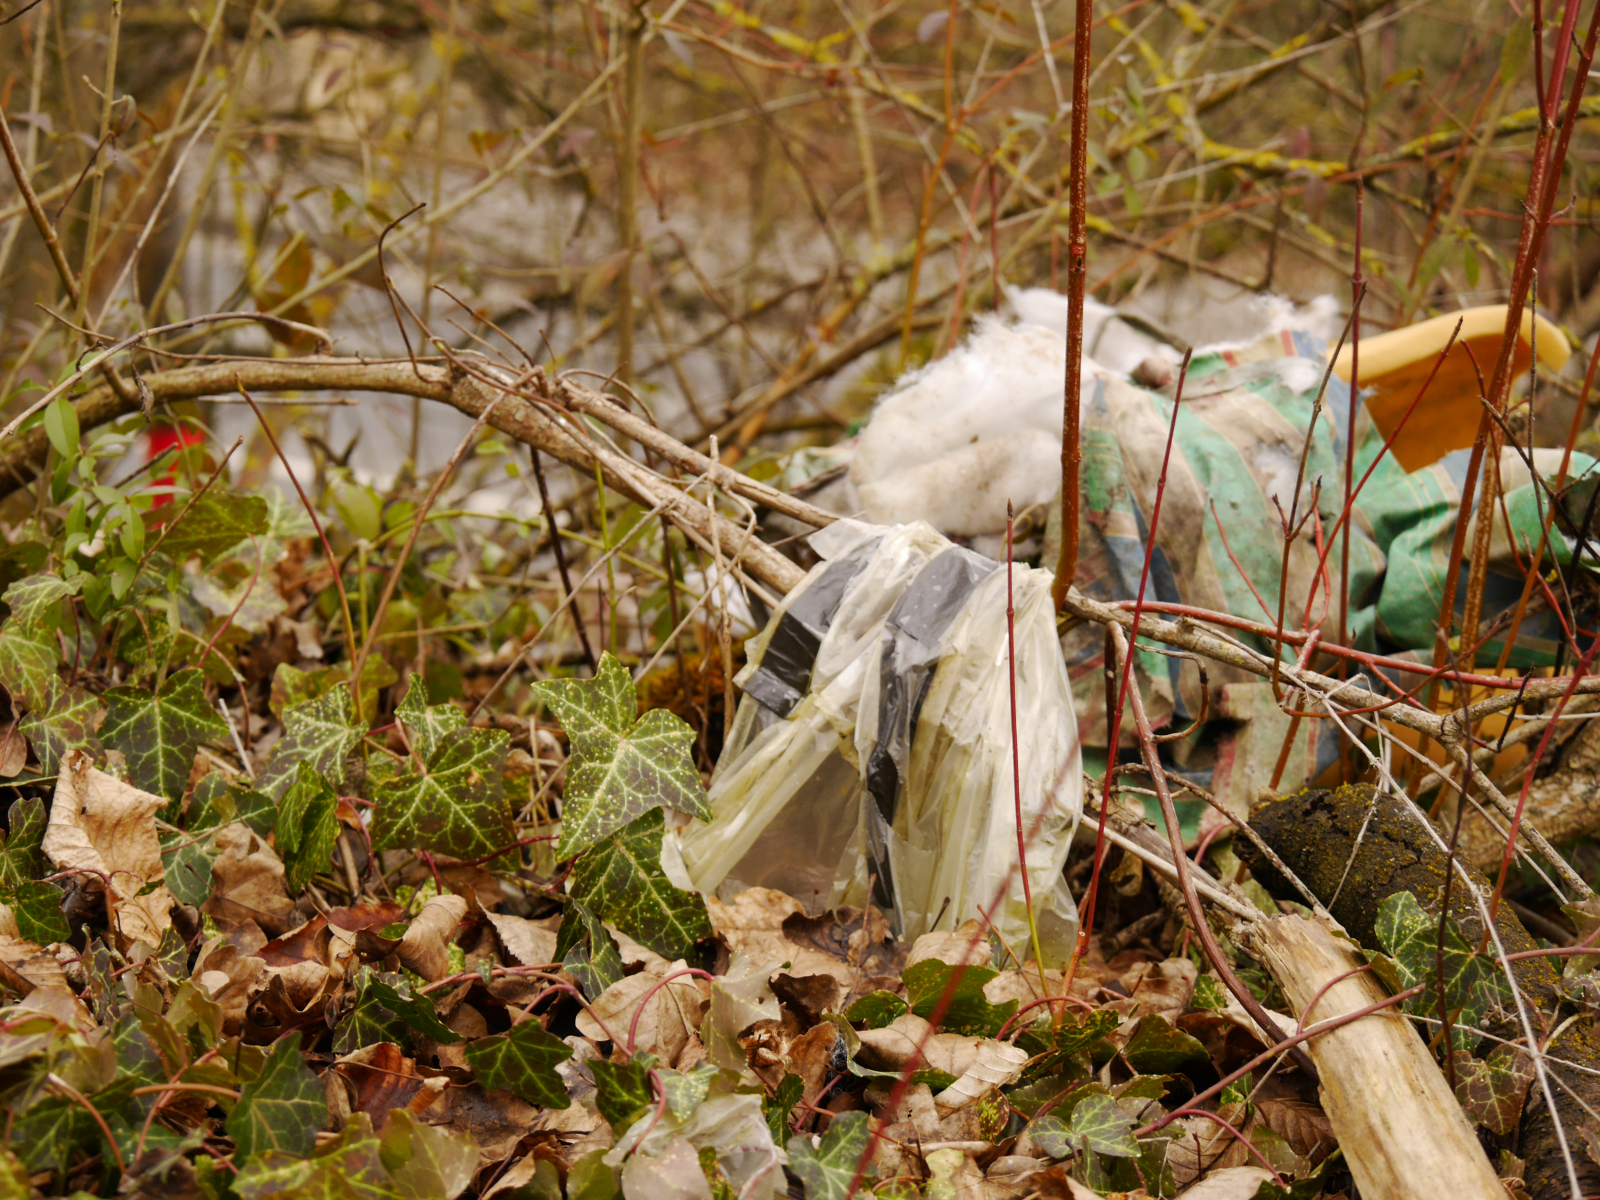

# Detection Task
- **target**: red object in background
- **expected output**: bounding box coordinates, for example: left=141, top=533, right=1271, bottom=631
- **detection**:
left=147, top=423, right=203, bottom=508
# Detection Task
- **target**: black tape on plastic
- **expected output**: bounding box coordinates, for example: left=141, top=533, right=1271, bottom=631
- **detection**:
left=740, top=534, right=884, bottom=717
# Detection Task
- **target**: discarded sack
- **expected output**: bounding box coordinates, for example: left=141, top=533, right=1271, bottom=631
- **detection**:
left=676, top=518, right=1083, bottom=962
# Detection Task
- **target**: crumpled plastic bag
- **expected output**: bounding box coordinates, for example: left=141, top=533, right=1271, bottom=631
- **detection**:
left=676, top=519, right=1082, bottom=961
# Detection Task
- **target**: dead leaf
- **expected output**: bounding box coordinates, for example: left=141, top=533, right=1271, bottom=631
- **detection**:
left=1121, top=956, right=1197, bottom=1022
left=907, top=919, right=991, bottom=969
left=204, top=823, right=296, bottom=935
left=933, top=1038, right=1028, bottom=1113
left=985, top=1155, right=1047, bottom=1199
left=1173, top=1165, right=1276, bottom=1198
left=43, top=751, right=171, bottom=947
left=787, top=1020, right=842, bottom=1106
left=334, top=1041, right=427, bottom=1121
left=771, top=971, right=840, bottom=1024
left=192, top=936, right=266, bottom=1033
left=706, top=889, right=858, bottom=987
left=574, top=958, right=707, bottom=1063
left=399, top=894, right=467, bottom=980
left=486, top=911, right=558, bottom=969
left=0, top=722, right=26, bottom=777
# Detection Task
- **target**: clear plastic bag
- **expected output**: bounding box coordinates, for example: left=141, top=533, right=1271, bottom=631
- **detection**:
left=676, top=519, right=1083, bottom=961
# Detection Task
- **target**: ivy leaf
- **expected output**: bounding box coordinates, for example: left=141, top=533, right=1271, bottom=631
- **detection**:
left=188, top=772, right=276, bottom=837
left=101, top=668, right=229, bottom=804
left=3, top=880, right=68, bottom=944
left=156, top=491, right=269, bottom=560
left=256, top=688, right=363, bottom=801
left=1122, top=1015, right=1209, bottom=1075
left=1373, top=891, right=1511, bottom=1028
left=463, top=1019, right=572, bottom=1107
left=0, top=798, right=67, bottom=943
left=902, top=959, right=1018, bottom=1037
left=234, top=1118, right=398, bottom=1200
left=364, top=976, right=462, bottom=1045
left=554, top=899, right=623, bottom=1000
left=0, top=796, right=48, bottom=888
left=371, top=727, right=512, bottom=861
left=3, top=574, right=78, bottom=633
left=530, top=653, right=710, bottom=860
left=0, top=574, right=65, bottom=712
left=162, top=827, right=220, bottom=908
left=1450, top=1045, right=1535, bottom=1136
left=657, top=1064, right=717, bottom=1120
left=787, top=1109, right=872, bottom=1200
left=591, top=1055, right=654, bottom=1128
left=227, top=1032, right=324, bottom=1162
left=1031, top=1093, right=1139, bottom=1159
left=18, top=680, right=102, bottom=775
left=843, top=991, right=907, bottom=1030
left=764, top=1073, right=803, bottom=1143
left=566, top=809, right=711, bottom=960
left=395, top=686, right=465, bottom=763
left=276, top=763, right=340, bottom=893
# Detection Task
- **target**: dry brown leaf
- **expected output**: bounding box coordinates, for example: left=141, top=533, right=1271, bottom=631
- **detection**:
left=1121, top=957, right=1197, bottom=1022
left=786, top=1021, right=841, bottom=1106
left=933, top=1038, right=1029, bottom=1113
left=0, top=934, right=90, bottom=1024
left=192, top=936, right=266, bottom=1033
left=906, top=919, right=990, bottom=969
left=1174, top=1165, right=1276, bottom=1198
left=705, top=889, right=857, bottom=986
left=204, top=823, right=297, bottom=935
left=399, top=894, right=468, bottom=980
left=0, top=722, right=26, bottom=777
left=983, top=967, right=1065, bottom=1008
left=855, top=1013, right=1011, bottom=1083
left=334, top=1041, right=427, bottom=1120
left=43, top=752, right=171, bottom=947
left=985, top=1155, right=1047, bottom=1199
left=485, top=911, right=559, bottom=969
left=574, top=959, right=706, bottom=1063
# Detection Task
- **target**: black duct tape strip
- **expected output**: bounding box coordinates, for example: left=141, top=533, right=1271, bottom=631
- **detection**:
left=740, top=534, right=885, bottom=717
left=865, top=546, right=1000, bottom=828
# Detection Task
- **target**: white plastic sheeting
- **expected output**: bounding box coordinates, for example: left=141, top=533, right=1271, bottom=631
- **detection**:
left=676, top=519, right=1083, bottom=961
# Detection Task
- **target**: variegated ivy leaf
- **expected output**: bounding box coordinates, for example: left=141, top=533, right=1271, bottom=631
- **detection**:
left=566, top=808, right=711, bottom=960
left=371, top=727, right=512, bottom=861
left=0, top=797, right=67, bottom=944
left=462, top=1019, right=572, bottom=1108
left=18, top=680, right=102, bottom=775
left=1031, top=1092, right=1139, bottom=1159
left=787, top=1110, right=871, bottom=1200
left=226, top=1032, right=324, bottom=1162
left=0, top=574, right=74, bottom=712
left=395, top=685, right=465, bottom=763
left=100, top=668, right=228, bottom=805
left=256, top=688, right=364, bottom=801
left=529, top=652, right=709, bottom=860
left=1450, top=1045, right=1535, bottom=1136
left=155, top=491, right=269, bottom=561
left=276, top=763, right=341, bottom=893
left=1373, top=891, right=1512, bottom=1029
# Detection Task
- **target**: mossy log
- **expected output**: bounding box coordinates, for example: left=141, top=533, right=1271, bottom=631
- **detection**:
left=1239, top=784, right=1600, bottom=1200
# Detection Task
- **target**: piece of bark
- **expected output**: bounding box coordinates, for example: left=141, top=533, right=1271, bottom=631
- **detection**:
left=1241, top=784, right=1600, bottom=1200
left=1241, top=914, right=1504, bottom=1200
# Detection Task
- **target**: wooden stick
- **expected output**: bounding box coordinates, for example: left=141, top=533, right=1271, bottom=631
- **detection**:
left=1241, top=914, right=1504, bottom=1200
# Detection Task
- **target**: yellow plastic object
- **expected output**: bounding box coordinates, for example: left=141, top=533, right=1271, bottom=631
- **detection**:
left=1330, top=305, right=1571, bottom=473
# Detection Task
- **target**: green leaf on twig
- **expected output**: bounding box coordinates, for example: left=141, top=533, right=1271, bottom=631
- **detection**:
left=19, top=681, right=102, bottom=775
left=157, top=491, right=269, bottom=561
left=554, top=899, right=624, bottom=1000
left=395, top=685, right=465, bottom=763
left=530, top=653, right=710, bottom=860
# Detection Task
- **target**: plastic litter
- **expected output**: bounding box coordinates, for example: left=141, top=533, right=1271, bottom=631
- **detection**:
left=676, top=518, right=1083, bottom=961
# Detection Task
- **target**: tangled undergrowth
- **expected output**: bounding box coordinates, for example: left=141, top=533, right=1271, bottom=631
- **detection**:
left=0, top=412, right=1560, bottom=1200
